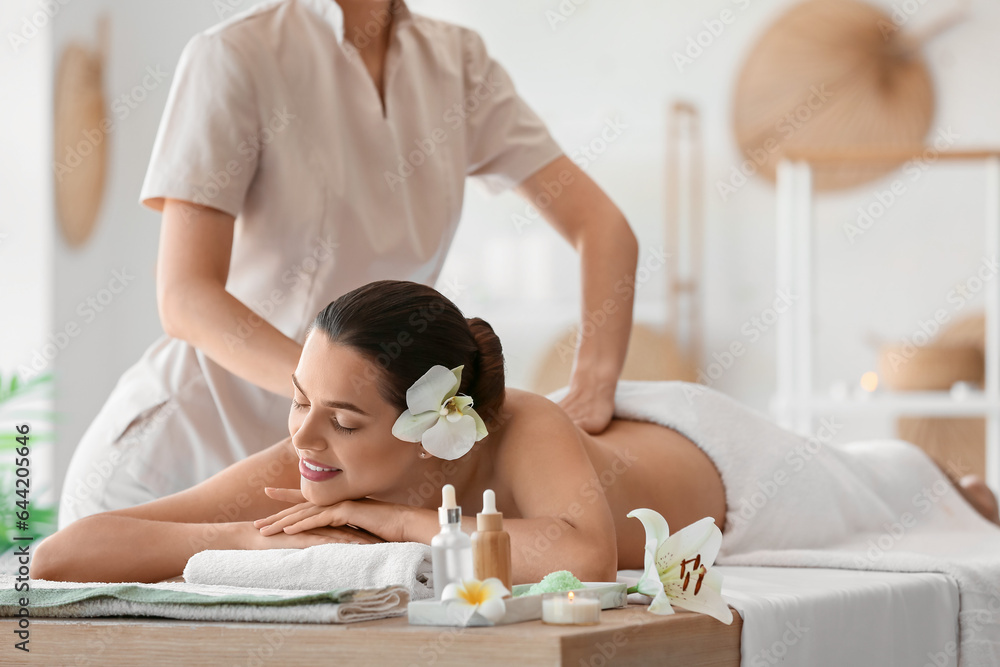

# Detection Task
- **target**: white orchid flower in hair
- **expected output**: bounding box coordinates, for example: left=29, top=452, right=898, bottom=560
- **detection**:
left=391, top=364, right=488, bottom=460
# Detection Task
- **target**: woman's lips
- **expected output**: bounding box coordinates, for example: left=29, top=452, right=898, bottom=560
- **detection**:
left=299, top=457, right=342, bottom=482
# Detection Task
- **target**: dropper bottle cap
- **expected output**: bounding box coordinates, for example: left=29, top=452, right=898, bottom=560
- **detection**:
left=438, top=483, right=462, bottom=526
left=477, top=489, right=504, bottom=531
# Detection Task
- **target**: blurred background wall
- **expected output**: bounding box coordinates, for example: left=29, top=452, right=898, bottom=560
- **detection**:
left=2, top=0, right=999, bottom=508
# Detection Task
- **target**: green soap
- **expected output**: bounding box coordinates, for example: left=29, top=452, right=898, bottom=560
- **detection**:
left=523, top=570, right=584, bottom=596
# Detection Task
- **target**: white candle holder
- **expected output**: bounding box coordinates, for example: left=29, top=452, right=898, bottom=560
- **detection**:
left=540, top=590, right=601, bottom=626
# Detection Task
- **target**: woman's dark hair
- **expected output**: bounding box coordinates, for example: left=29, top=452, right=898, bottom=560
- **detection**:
left=307, top=280, right=506, bottom=430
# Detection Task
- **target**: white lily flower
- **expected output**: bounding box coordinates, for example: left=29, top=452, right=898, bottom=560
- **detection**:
left=440, top=577, right=509, bottom=624
left=390, top=364, right=488, bottom=460
left=625, top=508, right=733, bottom=624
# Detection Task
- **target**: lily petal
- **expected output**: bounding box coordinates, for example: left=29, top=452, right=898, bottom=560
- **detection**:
left=627, top=508, right=672, bottom=598
left=647, top=587, right=677, bottom=616
left=663, top=567, right=733, bottom=625
left=390, top=408, right=440, bottom=442
left=656, top=517, right=721, bottom=576
left=406, top=365, right=459, bottom=414
left=421, top=414, right=477, bottom=460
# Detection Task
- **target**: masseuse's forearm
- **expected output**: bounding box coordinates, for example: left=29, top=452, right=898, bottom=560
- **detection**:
left=571, top=223, right=638, bottom=389
left=397, top=507, right=616, bottom=585
left=165, top=283, right=301, bottom=398
left=31, top=514, right=242, bottom=583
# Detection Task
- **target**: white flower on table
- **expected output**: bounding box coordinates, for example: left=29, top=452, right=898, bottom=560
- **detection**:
left=626, top=508, right=734, bottom=624
left=440, top=577, right=510, bottom=624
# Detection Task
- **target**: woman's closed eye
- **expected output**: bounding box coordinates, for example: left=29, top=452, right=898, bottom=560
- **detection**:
left=291, top=399, right=357, bottom=435
left=331, top=419, right=356, bottom=435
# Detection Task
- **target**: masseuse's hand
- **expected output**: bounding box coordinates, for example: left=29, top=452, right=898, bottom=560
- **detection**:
left=254, top=487, right=397, bottom=542
left=557, top=380, right=616, bottom=434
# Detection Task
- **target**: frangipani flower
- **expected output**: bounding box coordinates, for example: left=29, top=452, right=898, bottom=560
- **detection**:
left=391, top=364, right=488, bottom=460
left=440, top=577, right=509, bottom=624
left=625, top=508, right=733, bottom=624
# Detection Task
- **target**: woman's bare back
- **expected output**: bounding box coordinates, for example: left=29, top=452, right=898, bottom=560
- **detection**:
left=580, top=418, right=727, bottom=570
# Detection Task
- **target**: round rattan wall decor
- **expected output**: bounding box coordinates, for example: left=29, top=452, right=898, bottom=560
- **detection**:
left=732, top=0, right=938, bottom=191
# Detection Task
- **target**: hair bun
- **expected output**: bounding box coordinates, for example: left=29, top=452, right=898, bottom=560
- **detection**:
left=466, top=317, right=506, bottom=429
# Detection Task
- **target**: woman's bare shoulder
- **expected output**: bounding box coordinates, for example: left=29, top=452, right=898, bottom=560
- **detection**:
left=491, top=388, right=586, bottom=473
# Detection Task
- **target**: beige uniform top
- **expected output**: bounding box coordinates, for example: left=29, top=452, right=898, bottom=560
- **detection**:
left=59, top=0, right=562, bottom=525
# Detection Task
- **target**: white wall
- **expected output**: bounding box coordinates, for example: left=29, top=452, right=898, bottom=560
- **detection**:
left=1, top=0, right=54, bottom=504
left=426, top=0, right=1000, bottom=447
left=3, top=0, right=998, bottom=504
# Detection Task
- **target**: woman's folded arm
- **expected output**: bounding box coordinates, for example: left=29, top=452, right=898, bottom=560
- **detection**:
left=396, top=508, right=617, bottom=584
left=31, top=515, right=248, bottom=583
left=31, top=435, right=312, bottom=583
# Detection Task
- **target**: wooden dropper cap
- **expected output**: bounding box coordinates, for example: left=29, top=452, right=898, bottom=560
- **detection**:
left=477, top=489, right=504, bottom=530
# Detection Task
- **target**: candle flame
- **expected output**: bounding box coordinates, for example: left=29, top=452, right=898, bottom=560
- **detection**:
left=568, top=591, right=574, bottom=602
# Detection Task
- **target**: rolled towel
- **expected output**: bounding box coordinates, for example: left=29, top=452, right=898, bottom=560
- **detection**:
left=183, top=541, right=434, bottom=601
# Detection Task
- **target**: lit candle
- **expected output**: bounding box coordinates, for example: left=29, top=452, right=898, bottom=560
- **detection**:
left=541, top=590, right=601, bottom=625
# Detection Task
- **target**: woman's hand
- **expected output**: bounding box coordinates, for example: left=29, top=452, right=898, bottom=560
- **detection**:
left=252, top=487, right=404, bottom=542
left=233, top=519, right=385, bottom=549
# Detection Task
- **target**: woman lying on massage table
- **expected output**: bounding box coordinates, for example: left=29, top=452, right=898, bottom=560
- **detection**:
left=31, top=279, right=1000, bottom=585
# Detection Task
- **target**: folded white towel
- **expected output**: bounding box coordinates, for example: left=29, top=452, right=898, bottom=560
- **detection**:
left=183, top=541, right=434, bottom=601
left=0, top=577, right=408, bottom=624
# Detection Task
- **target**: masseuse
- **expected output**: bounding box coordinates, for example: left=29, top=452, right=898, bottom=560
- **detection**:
left=58, top=0, right=638, bottom=528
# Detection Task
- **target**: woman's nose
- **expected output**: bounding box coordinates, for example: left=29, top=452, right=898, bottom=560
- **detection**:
left=291, top=411, right=329, bottom=452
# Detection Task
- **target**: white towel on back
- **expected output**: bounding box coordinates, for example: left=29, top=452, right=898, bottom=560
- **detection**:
left=548, top=379, right=1000, bottom=667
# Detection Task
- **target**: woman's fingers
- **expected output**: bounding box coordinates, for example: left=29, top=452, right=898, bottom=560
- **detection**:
left=259, top=504, right=331, bottom=536
left=281, top=510, right=339, bottom=534
left=253, top=500, right=312, bottom=529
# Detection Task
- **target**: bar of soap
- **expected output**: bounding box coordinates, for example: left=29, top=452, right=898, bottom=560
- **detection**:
left=522, top=570, right=583, bottom=596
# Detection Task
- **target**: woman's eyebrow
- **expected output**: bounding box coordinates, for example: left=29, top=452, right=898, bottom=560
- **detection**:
left=290, top=372, right=371, bottom=416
